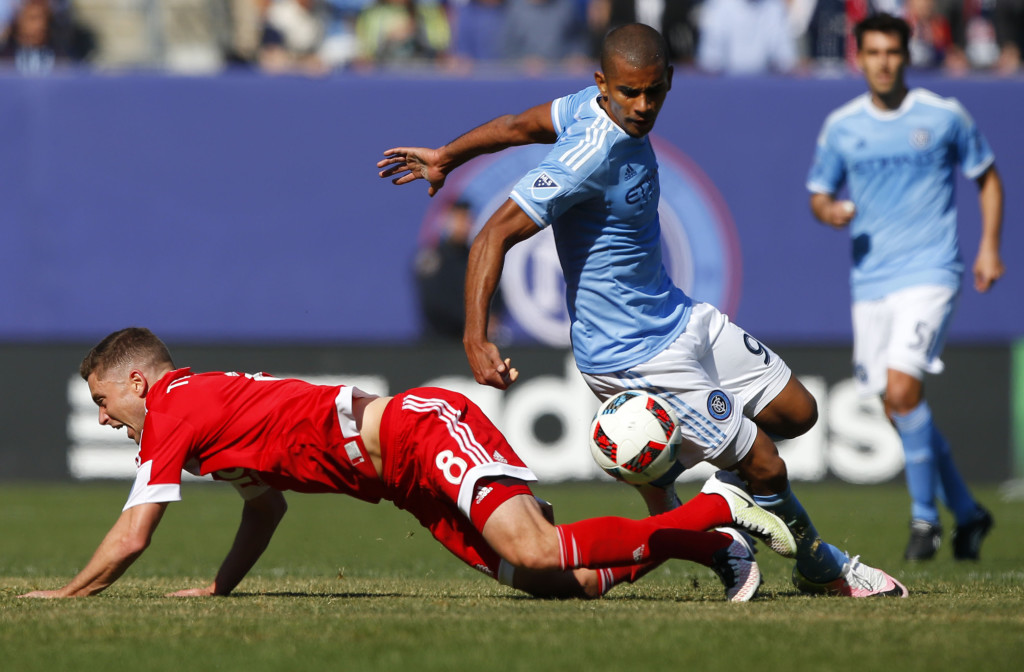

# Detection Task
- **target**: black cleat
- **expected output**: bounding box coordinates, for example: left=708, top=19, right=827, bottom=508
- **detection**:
left=904, top=519, right=942, bottom=561
left=953, top=507, right=993, bottom=560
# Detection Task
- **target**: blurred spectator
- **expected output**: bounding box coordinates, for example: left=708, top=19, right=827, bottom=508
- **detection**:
left=0, top=0, right=93, bottom=74
left=801, top=0, right=847, bottom=67
left=961, top=0, right=1000, bottom=69
left=318, top=0, right=369, bottom=67
left=994, top=0, right=1024, bottom=71
left=449, top=0, right=506, bottom=65
left=500, top=0, right=589, bottom=69
left=414, top=200, right=505, bottom=342
left=0, top=0, right=16, bottom=31
left=355, top=0, right=450, bottom=66
left=697, top=0, right=798, bottom=74
left=587, top=0, right=699, bottom=64
left=905, top=0, right=962, bottom=69
left=258, top=0, right=329, bottom=74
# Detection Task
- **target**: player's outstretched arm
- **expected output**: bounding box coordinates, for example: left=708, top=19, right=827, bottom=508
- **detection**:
left=809, top=192, right=856, bottom=228
left=19, top=502, right=168, bottom=598
left=378, top=101, right=557, bottom=197
left=973, top=165, right=1005, bottom=293
left=464, top=200, right=539, bottom=389
left=167, top=489, right=287, bottom=597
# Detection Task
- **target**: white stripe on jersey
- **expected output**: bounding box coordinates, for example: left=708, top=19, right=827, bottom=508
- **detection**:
left=509, top=192, right=549, bottom=227
left=123, top=460, right=182, bottom=511
left=551, top=96, right=564, bottom=135
left=559, top=117, right=614, bottom=171
left=911, top=88, right=972, bottom=122
left=402, top=394, right=492, bottom=467
left=818, top=94, right=868, bottom=146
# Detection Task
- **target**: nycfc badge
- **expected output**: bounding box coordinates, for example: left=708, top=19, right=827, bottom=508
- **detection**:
left=910, top=129, right=932, bottom=150
left=707, top=390, right=732, bottom=421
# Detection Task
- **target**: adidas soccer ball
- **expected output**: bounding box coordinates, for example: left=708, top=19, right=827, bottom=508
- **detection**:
left=589, top=391, right=681, bottom=485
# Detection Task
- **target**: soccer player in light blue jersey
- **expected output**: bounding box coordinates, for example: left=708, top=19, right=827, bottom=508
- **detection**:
left=380, top=23, right=907, bottom=597
left=808, top=13, right=1004, bottom=562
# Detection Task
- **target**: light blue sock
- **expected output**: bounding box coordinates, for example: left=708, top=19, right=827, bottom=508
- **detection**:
left=930, top=422, right=979, bottom=524
left=892, top=402, right=940, bottom=524
left=753, top=486, right=848, bottom=583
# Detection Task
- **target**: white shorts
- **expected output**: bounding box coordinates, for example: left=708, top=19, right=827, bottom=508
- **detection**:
left=582, top=302, right=792, bottom=470
left=852, top=284, right=958, bottom=397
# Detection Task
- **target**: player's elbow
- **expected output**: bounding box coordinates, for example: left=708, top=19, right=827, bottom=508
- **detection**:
left=504, top=114, right=555, bottom=145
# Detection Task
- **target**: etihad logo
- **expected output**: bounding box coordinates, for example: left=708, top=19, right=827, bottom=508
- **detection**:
left=625, top=171, right=657, bottom=205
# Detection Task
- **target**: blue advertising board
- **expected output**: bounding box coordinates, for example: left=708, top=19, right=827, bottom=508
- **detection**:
left=1, top=72, right=1021, bottom=344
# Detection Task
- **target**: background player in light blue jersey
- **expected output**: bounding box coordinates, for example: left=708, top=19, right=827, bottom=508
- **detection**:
left=807, top=13, right=1004, bottom=562
left=380, top=23, right=907, bottom=597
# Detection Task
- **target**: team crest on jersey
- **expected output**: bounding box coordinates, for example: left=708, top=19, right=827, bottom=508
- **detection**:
left=530, top=172, right=560, bottom=200
left=707, top=390, right=731, bottom=421
left=910, top=129, right=932, bottom=150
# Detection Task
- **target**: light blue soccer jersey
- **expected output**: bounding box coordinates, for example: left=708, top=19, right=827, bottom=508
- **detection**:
left=807, top=88, right=994, bottom=301
left=510, top=86, right=692, bottom=374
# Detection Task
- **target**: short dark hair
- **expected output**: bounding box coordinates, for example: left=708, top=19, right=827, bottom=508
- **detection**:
left=80, top=327, right=174, bottom=380
left=854, top=13, right=911, bottom=53
left=601, top=23, right=669, bottom=75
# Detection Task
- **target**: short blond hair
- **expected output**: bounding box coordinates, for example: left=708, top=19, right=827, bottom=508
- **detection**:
left=80, top=327, right=174, bottom=380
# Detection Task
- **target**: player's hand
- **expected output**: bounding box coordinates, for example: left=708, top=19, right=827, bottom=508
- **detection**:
left=826, top=200, right=856, bottom=228
left=377, top=147, right=448, bottom=197
left=465, top=341, right=519, bottom=390
left=18, top=589, right=66, bottom=598
left=973, top=247, right=1005, bottom=292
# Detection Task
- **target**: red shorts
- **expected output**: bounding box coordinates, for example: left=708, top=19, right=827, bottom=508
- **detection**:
left=379, top=387, right=538, bottom=580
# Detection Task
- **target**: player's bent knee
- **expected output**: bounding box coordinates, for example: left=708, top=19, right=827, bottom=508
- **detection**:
left=500, top=537, right=561, bottom=571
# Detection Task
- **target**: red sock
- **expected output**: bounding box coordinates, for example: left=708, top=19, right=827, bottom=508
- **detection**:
left=658, top=492, right=734, bottom=531
left=597, top=562, right=660, bottom=596
left=556, top=517, right=731, bottom=570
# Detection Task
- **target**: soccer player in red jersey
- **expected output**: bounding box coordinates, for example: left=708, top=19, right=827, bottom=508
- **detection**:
left=19, top=327, right=801, bottom=602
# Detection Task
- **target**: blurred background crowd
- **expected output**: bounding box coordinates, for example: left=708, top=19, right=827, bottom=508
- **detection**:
left=1, top=0, right=1022, bottom=76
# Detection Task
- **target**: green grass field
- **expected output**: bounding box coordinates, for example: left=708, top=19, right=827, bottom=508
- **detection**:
left=2, top=480, right=1022, bottom=672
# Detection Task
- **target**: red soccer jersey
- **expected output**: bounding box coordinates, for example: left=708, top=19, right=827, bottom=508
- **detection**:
left=123, top=368, right=385, bottom=510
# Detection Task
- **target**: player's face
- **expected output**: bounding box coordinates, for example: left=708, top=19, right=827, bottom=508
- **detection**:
left=88, top=371, right=147, bottom=445
left=595, top=56, right=673, bottom=138
left=857, top=31, right=907, bottom=100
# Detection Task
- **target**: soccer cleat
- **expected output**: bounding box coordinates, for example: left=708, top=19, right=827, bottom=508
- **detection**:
left=710, top=527, right=761, bottom=602
left=952, top=507, right=993, bottom=560
left=792, top=555, right=908, bottom=598
left=904, top=519, right=942, bottom=561
left=701, top=470, right=797, bottom=558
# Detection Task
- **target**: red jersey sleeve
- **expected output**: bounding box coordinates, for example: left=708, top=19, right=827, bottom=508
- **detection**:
left=122, top=410, right=196, bottom=511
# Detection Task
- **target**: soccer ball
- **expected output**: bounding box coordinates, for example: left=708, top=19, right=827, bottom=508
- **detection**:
left=589, top=391, right=681, bottom=485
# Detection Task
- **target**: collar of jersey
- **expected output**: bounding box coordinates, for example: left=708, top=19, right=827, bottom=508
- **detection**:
left=862, top=88, right=919, bottom=122
left=588, top=95, right=634, bottom=138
